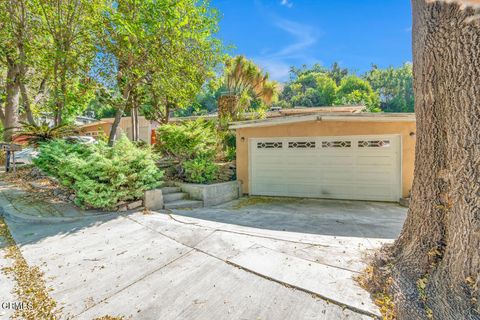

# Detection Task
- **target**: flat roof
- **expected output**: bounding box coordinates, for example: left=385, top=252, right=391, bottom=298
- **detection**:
left=229, top=112, right=416, bottom=129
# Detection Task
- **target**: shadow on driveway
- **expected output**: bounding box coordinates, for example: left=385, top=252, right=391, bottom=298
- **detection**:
left=172, top=197, right=408, bottom=239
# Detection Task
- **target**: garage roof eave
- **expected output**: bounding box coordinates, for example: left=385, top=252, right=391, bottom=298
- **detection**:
left=229, top=113, right=416, bottom=129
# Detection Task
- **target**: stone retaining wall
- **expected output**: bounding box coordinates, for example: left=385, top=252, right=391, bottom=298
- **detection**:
left=177, top=181, right=241, bottom=207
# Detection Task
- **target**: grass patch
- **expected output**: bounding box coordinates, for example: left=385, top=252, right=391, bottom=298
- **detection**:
left=0, top=217, right=61, bottom=319
left=232, top=196, right=298, bottom=209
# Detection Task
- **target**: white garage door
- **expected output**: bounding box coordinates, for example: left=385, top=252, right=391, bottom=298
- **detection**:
left=249, top=135, right=401, bottom=202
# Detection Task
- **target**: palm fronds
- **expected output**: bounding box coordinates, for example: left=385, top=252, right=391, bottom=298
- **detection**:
left=16, top=122, right=78, bottom=146
left=224, top=55, right=279, bottom=105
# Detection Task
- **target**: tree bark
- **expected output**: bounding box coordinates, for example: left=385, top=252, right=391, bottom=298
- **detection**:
left=19, top=81, right=36, bottom=125
left=218, top=95, right=239, bottom=120
left=392, top=1, right=480, bottom=319
left=108, top=85, right=131, bottom=146
left=4, top=61, right=21, bottom=142
left=131, top=106, right=138, bottom=141
left=108, top=106, right=124, bottom=146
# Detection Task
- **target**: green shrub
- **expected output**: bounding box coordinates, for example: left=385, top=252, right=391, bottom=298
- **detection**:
left=156, top=119, right=217, bottom=160
left=33, top=139, right=93, bottom=177
left=34, top=136, right=163, bottom=209
left=183, top=157, right=218, bottom=184
left=219, top=130, right=236, bottom=161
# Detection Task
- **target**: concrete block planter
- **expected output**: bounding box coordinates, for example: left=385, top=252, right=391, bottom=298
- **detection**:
left=144, top=189, right=164, bottom=210
left=177, top=181, right=242, bottom=207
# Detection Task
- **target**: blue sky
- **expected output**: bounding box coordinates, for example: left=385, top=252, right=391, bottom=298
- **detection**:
left=211, top=0, right=412, bottom=82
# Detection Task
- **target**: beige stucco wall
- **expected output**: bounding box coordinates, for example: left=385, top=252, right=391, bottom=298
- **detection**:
left=80, top=116, right=152, bottom=144
left=79, top=122, right=113, bottom=138
left=235, top=120, right=416, bottom=198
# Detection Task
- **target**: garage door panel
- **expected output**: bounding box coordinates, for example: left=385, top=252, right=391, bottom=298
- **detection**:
left=250, top=135, right=401, bottom=202
left=356, top=156, right=395, bottom=166
left=318, top=156, right=355, bottom=166
left=356, top=186, right=397, bottom=200
left=319, top=185, right=356, bottom=198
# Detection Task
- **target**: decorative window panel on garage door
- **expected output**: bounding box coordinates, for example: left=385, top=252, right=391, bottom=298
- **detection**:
left=249, top=135, right=401, bottom=202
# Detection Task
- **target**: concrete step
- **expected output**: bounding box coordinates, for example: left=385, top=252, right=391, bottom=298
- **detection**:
left=164, top=199, right=203, bottom=209
left=163, top=192, right=188, bottom=203
left=161, top=186, right=181, bottom=195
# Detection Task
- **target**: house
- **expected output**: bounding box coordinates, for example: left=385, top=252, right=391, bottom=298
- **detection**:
left=230, top=111, right=416, bottom=203
left=77, top=106, right=365, bottom=145
left=78, top=116, right=153, bottom=144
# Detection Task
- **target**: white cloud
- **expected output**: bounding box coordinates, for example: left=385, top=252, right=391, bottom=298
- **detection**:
left=280, top=0, right=293, bottom=8
left=254, top=17, right=321, bottom=82
left=255, top=58, right=292, bottom=82
left=272, top=18, right=318, bottom=58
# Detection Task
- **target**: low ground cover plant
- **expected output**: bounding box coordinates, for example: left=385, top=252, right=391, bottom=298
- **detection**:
left=34, top=136, right=163, bottom=209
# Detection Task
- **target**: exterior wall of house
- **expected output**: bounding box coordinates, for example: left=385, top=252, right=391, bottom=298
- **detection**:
left=80, top=116, right=153, bottom=144
left=79, top=122, right=113, bottom=139
left=109, top=116, right=152, bottom=144
left=235, top=120, right=417, bottom=198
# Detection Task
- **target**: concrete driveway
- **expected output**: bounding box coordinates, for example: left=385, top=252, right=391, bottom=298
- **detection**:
left=173, top=197, right=407, bottom=239
left=1, top=187, right=407, bottom=320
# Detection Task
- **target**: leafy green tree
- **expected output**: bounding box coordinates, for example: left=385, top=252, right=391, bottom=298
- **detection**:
left=279, top=63, right=350, bottom=109
left=364, top=63, right=414, bottom=112
left=327, top=62, right=350, bottom=86
left=288, top=62, right=349, bottom=85
left=283, top=73, right=337, bottom=107
left=171, top=83, right=221, bottom=117
left=100, top=0, right=223, bottom=144
left=334, top=76, right=381, bottom=112
left=0, top=0, right=38, bottom=140
left=35, top=0, right=102, bottom=125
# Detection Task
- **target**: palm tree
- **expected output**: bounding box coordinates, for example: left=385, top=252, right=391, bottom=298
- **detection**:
left=16, top=121, right=77, bottom=146
left=219, top=56, right=278, bottom=120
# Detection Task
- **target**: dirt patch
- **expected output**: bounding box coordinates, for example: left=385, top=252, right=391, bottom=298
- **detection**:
left=356, top=245, right=396, bottom=320
left=2, top=166, right=75, bottom=205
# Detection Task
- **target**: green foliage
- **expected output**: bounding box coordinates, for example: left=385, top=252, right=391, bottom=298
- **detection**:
left=335, top=76, right=381, bottom=112
left=218, top=129, right=236, bottom=161
left=278, top=64, right=383, bottom=113
left=172, top=83, right=222, bottom=117
left=33, top=136, right=163, bottom=209
left=17, top=121, right=77, bottom=146
left=32, top=139, right=93, bottom=176
left=100, top=0, right=225, bottom=134
left=183, top=157, right=218, bottom=184
left=156, top=119, right=218, bottom=160
left=364, top=63, right=414, bottom=112
left=287, top=73, right=338, bottom=107
left=289, top=62, right=349, bottom=85
left=156, top=118, right=233, bottom=183
left=223, top=55, right=279, bottom=115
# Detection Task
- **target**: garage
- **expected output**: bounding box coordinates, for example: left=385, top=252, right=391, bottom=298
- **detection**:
left=230, top=111, right=416, bottom=203
left=249, top=135, right=401, bottom=202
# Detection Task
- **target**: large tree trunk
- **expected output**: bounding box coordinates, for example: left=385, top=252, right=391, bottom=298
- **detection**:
left=392, top=1, right=480, bottom=319
left=108, top=106, right=124, bottom=146
left=3, top=61, right=21, bottom=142
left=20, top=82, right=36, bottom=125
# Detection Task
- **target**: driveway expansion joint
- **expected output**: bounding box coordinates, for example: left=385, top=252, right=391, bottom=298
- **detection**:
left=128, top=212, right=379, bottom=318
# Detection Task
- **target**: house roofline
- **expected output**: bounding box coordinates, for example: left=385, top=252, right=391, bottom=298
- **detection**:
left=229, top=112, right=416, bottom=129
